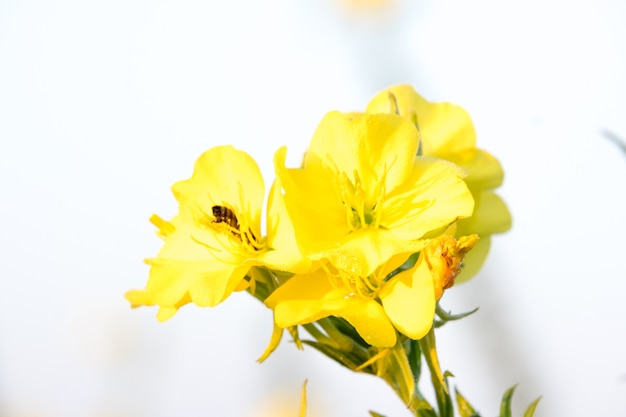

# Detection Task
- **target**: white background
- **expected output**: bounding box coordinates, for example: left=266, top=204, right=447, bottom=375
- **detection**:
left=1, top=1, right=626, bottom=416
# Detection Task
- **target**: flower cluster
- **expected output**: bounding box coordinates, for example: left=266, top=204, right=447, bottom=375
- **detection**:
left=126, top=84, right=510, bottom=351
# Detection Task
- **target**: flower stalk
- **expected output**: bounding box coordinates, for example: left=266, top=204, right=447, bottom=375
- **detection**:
left=125, top=84, right=539, bottom=417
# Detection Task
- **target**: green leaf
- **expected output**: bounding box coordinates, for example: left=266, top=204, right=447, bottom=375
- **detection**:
left=499, top=385, right=517, bottom=417
left=405, top=339, right=422, bottom=382
left=325, top=316, right=369, bottom=348
left=435, top=303, right=479, bottom=323
left=301, top=340, right=365, bottom=371
left=385, top=252, right=420, bottom=282
left=419, top=328, right=454, bottom=417
left=455, top=387, right=480, bottom=417
left=369, top=412, right=387, bottom=417
left=412, top=399, right=437, bottom=417
left=522, top=396, right=542, bottom=417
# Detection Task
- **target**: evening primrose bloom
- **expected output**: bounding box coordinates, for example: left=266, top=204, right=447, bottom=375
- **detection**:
left=126, top=146, right=309, bottom=321
left=366, top=85, right=511, bottom=280
left=275, top=111, right=475, bottom=277
left=266, top=234, right=477, bottom=347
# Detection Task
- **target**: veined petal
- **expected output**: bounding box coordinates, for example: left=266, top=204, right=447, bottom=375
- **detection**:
left=304, top=111, right=418, bottom=198
left=382, top=158, right=474, bottom=240
left=172, top=145, right=264, bottom=234
left=366, top=84, right=476, bottom=157
left=265, top=270, right=397, bottom=347
left=379, top=254, right=436, bottom=340
left=262, top=178, right=312, bottom=274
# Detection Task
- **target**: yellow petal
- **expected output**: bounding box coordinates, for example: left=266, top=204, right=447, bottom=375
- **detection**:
left=366, top=84, right=476, bottom=157
left=188, top=263, right=252, bottom=307
left=382, top=158, right=474, bottom=240
left=262, top=178, right=312, bottom=274
left=304, top=111, right=418, bottom=199
left=322, top=228, right=427, bottom=277
left=452, top=149, right=504, bottom=191
left=274, top=146, right=350, bottom=255
left=265, top=270, right=396, bottom=347
left=457, top=191, right=512, bottom=237
left=380, top=254, right=435, bottom=340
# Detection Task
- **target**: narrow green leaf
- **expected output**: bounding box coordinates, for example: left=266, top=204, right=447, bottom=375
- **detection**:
left=323, top=316, right=369, bottom=349
left=522, top=396, right=542, bottom=417
left=419, top=328, right=454, bottom=417
left=436, top=303, right=479, bottom=323
left=369, top=412, right=387, bottom=417
left=388, top=341, right=415, bottom=405
left=385, top=252, right=420, bottom=282
left=455, top=387, right=480, bottom=417
left=301, top=341, right=364, bottom=371
left=405, top=339, right=422, bottom=382
left=416, top=407, right=438, bottom=417
left=499, top=385, right=517, bottom=417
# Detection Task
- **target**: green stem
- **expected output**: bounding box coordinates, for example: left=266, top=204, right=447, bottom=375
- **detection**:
left=419, top=327, right=453, bottom=417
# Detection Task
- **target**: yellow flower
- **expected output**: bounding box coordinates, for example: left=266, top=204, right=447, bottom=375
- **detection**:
left=366, top=85, right=511, bottom=281
left=265, top=234, right=477, bottom=347
left=275, top=111, right=475, bottom=278
left=126, top=146, right=309, bottom=321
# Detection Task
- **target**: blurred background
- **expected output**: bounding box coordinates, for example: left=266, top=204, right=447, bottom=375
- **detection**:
left=1, top=0, right=626, bottom=416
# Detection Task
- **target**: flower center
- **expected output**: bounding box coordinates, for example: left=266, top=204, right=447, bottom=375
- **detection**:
left=211, top=205, right=264, bottom=252
left=337, top=171, right=385, bottom=231
left=195, top=204, right=264, bottom=253
left=327, top=263, right=385, bottom=300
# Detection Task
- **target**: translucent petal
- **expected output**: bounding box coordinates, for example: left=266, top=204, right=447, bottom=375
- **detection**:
left=452, top=149, right=504, bottom=191
left=455, top=236, right=491, bottom=283
left=457, top=191, right=512, bottom=236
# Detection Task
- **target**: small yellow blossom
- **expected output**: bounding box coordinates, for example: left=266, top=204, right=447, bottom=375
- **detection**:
left=275, top=111, right=475, bottom=278
left=266, top=233, right=477, bottom=347
left=366, top=85, right=511, bottom=280
left=126, top=146, right=309, bottom=321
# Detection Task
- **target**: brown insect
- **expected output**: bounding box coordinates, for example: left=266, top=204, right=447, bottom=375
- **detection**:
left=212, top=205, right=240, bottom=231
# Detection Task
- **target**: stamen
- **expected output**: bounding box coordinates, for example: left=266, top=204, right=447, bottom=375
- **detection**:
left=149, top=214, right=176, bottom=237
